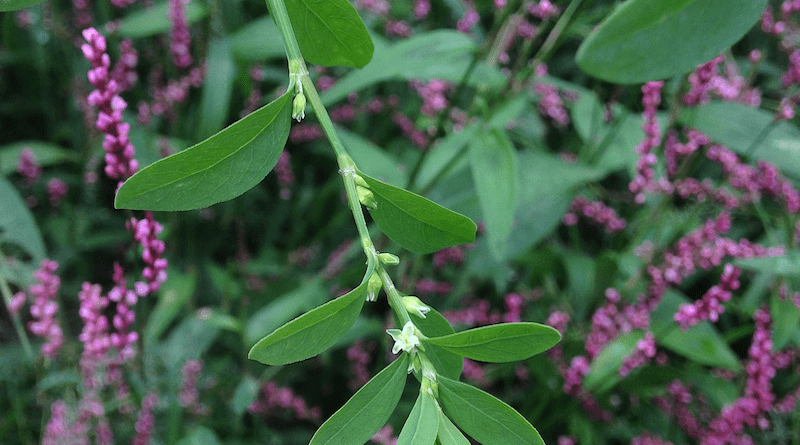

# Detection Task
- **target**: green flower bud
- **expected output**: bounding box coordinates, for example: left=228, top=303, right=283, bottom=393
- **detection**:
left=354, top=174, right=370, bottom=188
left=366, top=272, right=382, bottom=302
left=356, top=185, right=378, bottom=209
left=402, top=296, right=431, bottom=319
left=292, top=93, right=306, bottom=122
left=378, top=252, right=400, bottom=266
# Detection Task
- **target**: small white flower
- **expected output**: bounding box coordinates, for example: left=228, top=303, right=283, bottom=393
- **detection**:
left=386, top=321, right=421, bottom=354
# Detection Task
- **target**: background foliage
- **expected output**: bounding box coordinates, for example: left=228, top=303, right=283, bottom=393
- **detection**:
left=2, top=0, right=800, bottom=444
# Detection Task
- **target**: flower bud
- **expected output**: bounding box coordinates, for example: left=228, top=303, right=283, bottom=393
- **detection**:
left=366, top=272, right=382, bottom=302
left=378, top=252, right=400, bottom=266
left=356, top=186, right=378, bottom=209
left=402, top=296, right=431, bottom=319
left=354, top=174, right=369, bottom=188
left=292, top=93, right=306, bottom=122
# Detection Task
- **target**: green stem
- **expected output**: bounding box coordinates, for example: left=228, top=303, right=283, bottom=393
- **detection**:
left=265, top=0, right=302, bottom=61
left=0, top=258, right=35, bottom=361
left=379, top=266, right=412, bottom=327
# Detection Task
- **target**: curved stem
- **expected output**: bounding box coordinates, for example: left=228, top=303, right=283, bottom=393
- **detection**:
left=0, top=258, right=34, bottom=361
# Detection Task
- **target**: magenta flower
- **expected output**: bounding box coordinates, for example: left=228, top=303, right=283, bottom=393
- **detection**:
left=169, top=0, right=193, bottom=69
left=81, top=27, right=139, bottom=182
left=27, top=259, right=64, bottom=360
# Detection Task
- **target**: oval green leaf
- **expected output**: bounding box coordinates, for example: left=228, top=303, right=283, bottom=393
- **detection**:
left=359, top=172, right=477, bottom=254
left=282, top=0, right=373, bottom=68
left=424, top=322, right=561, bottom=363
left=309, top=354, right=409, bottom=445
left=115, top=92, right=292, bottom=211
left=0, top=0, right=46, bottom=11
left=412, top=309, right=463, bottom=380
left=116, top=1, right=207, bottom=39
left=248, top=280, right=368, bottom=365
left=396, top=392, right=439, bottom=445
left=576, top=0, right=767, bottom=84
left=437, top=409, right=470, bottom=445
left=469, top=128, right=518, bottom=260
left=438, top=376, right=545, bottom=445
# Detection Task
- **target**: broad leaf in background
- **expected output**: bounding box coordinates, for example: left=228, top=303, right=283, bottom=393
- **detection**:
left=309, top=354, right=409, bottom=445
left=143, top=268, right=196, bottom=347
left=0, top=0, right=47, bottom=11
left=321, top=30, right=505, bottom=105
left=0, top=141, right=75, bottom=176
left=736, top=251, right=800, bottom=278
left=437, top=409, right=471, bottom=445
left=282, top=0, right=373, bottom=68
left=396, top=392, right=439, bottom=445
left=177, top=426, right=222, bottom=445
left=771, top=293, right=800, bottom=350
left=425, top=322, right=560, bottom=363
left=576, top=0, right=767, bottom=84
left=679, top=101, right=800, bottom=178
left=244, top=278, right=327, bottom=347
left=651, top=290, right=742, bottom=371
left=338, top=128, right=407, bottom=187
left=248, top=280, right=368, bottom=365
left=411, top=308, right=463, bottom=380
left=359, top=172, right=477, bottom=254
left=583, top=331, right=643, bottom=392
left=115, top=92, right=292, bottom=211
left=115, top=1, right=207, bottom=38
left=0, top=177, right=45, bottom=263
left=197, top=39, right=236, bottom=140
left=229, top=17, right=285, bottom=61
left=469, top=128, right=518, bottom=260
left=438, top=376, right=545, bottom=445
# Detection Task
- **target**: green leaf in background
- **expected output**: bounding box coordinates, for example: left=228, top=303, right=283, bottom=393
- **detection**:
left=396, top=392, right=439, bottom=445
left=425, top=322, right=560, bottom=363
left=736, top=251, right=800, bottom=278
left=576, top=0, right=767, bottom=84
left=231, top=375, right=260, bottom=417
left=309, top=354, right=409, bottom=445
left=282, top=0, right=373, bottom=68
left=437, top=409, right=470, bottom=445
left=229, top=17, right=285, bottom=61
left=244, top=278, right=327, bottom=347
left=116, top=1, right=207, bottom=38
left=177, top=426, right=222, bottom=445
left=321, top=30, right=505, bottom=105
left=583, top=331, right=643, bottom=392
left=651, top=290, right=742, bottom=371
left=248, top=280, right=368, bottom=365
left=413, top=125, right=478, bottom=191
left=771, top=293, right=800, bottom=350
left=197, top=38, right=236, bottom=140
left=438, top=376, right=545, bottom=445
left=679, top=101, right=800, bottom=178
left=0, top=177, right=45, bottom=262
left=338, top=128, right=407, bottom=187
left=469, top=128, right=518, bottom=260
left=0, top=141, right=75, bottom=175
left=412, top=308, right=463, bottom=380
left=115, top=92, right=292, bottom=211
left=143, top=268, right=196, bottom=347
left=359, top=172, right=476, bottom=254
left=0, top=0, right=46, bottom=11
